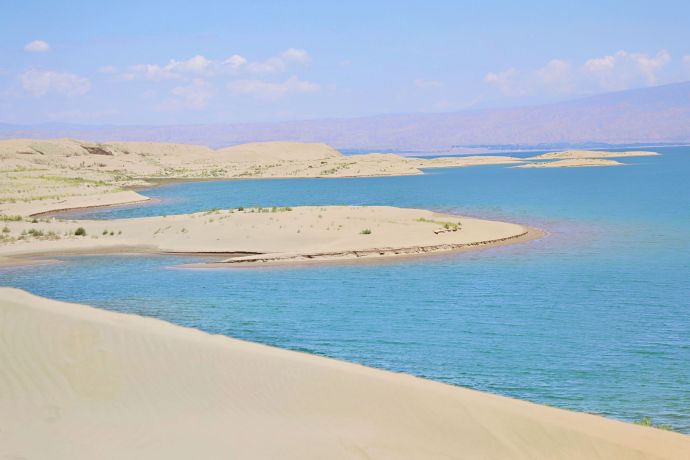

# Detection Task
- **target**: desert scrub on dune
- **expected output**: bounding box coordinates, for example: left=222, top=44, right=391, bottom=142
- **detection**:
left=417, top=217, right=462, bottom=231
left=635, top=416, right=673, bottom=431
left=74, top=227, right=86, bottom=236
left=321, top=162, right=356, bottom=175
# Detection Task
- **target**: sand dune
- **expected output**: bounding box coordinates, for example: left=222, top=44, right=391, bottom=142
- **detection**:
left=0, top=138, right=525, bottom=217
left=0, top=206, right=531, bottom=266
left=1, top=288, right=688, bottom=459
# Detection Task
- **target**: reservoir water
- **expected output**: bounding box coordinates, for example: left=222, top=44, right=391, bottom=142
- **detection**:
left=2, top=147, right=689, bottom=431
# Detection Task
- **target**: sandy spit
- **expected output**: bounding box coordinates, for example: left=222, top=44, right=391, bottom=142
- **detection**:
left=1, top=288, right=688, bottom=459
left=0, top=206, right=533, bottom=267
left=527, top=150, right=660, bottom=160
left=514, top=159, right=624, bottom=168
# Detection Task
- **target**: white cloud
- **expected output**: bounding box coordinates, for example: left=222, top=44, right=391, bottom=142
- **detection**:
left=246, top=48, right=311, bottom=74
left=24, top=40, right=50, bottom=53
left=486, top=49, right=673, bottom=98
left=534, top=59, right=574, bottom=94
left=414, top=79, right=444, bottom=89
left=223, top=54, right=247, bottom=70
left=227, top=76, right=320, bottom=100
left=682, top=55, right=690, bottom=68
left=484, top=68, right=526, bottom=96
left=282, top=48, right=310, bottom=64
left=123, top=49, right=311, bottom=81
left=123, top=55, right=212, bottom=81
left=19, top=70, right=91, bottom=96
left=583, top=50, right=671, bottom=89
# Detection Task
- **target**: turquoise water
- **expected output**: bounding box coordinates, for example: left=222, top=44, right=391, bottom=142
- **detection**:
left=2, top=148, right=689, bottom=431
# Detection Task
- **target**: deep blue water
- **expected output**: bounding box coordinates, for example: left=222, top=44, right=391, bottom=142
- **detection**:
left=2, top=147, right=689, bottom=431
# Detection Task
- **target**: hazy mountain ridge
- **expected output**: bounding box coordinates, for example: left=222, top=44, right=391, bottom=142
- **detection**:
left=2, top=81, right=690, bottom=151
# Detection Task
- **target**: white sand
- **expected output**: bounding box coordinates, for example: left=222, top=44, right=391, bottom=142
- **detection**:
left=0, top=206, right=532, bottom=266
left=1, top=288, right=688, bottom=459
left=0, top=139, right=524, bottom=217
left=528, top=150, right=659, bottom=160
left=514, top=159, right=624, bottom=168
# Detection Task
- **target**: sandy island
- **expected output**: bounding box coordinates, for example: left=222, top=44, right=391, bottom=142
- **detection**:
left=0, top=206, right=535, bottom=267
left=1, top=288, right=688, bottom=459
left=514, top=158, right=624, bottom=168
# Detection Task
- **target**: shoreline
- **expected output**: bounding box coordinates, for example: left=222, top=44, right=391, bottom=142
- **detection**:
left=0, top=207, right=541, bottom=268
left=2, top=287, right=688, bottom=459
left=185, top=227, right=542, bottom=268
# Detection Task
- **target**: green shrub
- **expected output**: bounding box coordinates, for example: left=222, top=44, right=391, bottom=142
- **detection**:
left=74, top=227, right=86, bottom=236
left=635, top=416, right=673, bottom=430
left=360, top=228, right=372, bottom=235
left=2, top=226, right=9, bottom=233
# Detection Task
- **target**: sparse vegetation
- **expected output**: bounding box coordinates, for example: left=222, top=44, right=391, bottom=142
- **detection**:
left=360, top=228, right=372, bottom=235
left=635, top=416, right=673, bottom=431
left=2, top=226, right=10, bottom=233
left=417, top=217, right=462, bottom=231
left=74, top=227, right=86, bottom=236
left=1, top=215, right=22, bottom=222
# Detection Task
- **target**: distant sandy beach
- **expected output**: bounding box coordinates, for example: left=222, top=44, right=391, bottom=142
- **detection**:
left=0, top=139, right=659, bottom=217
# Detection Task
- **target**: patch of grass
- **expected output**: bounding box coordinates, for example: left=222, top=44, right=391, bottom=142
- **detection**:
left=74, top=227, right=86, bottom=236
left=360, top=228, right=372, bottom=235
left=2, top=226, right=10, bottom=233
left=417, top=217, right=462, bottom=231
left=45, top=231, right=60, bottom=240
left=321, top=162, right=356, bottom=175
left=237, top=206, right=244, bottom=211
left=0, top=215, right=22, bottom=222
left=27, top=228, right=44, bottom=237
left=634, top=416, right=673, bottom=431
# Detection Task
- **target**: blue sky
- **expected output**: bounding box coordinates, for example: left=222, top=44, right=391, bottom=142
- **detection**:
left=2, top=0, right=690, bottom=124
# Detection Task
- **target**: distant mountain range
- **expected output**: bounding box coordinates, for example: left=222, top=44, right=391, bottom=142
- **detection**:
left=2, top=81, right=690, bottom=152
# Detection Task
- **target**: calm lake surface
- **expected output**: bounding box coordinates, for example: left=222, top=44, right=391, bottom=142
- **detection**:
left=2, top=147, right=689, bottom=431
